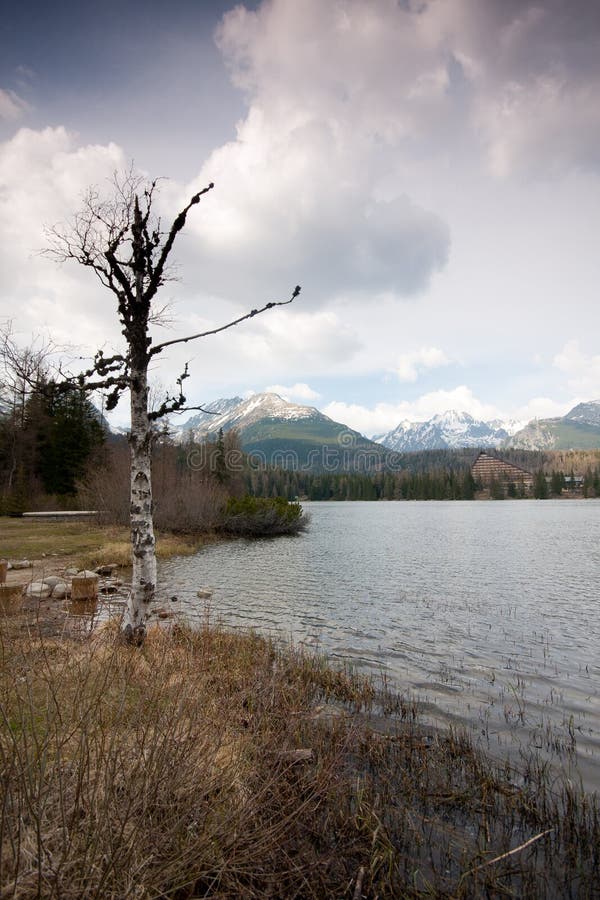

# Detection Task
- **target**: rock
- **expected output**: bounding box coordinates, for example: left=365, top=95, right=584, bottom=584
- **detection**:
left=11, top=560, right=32, bottom=570
left=197, top=588, right=213, bottom=599
left=76, top=570, right=99, bottom=579
left=99, top=581, right=119, bottom=594
left=6, top=562, right=13, bottom=570
left=25, top=582, right=52, bottom=599
left=42, top=575, right=64, bottom=588
left=51, top=582, right=69, bottom=600
left=64, top=567, right=79, bottom=577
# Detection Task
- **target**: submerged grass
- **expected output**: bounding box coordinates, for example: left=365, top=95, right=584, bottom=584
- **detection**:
left=0, top=617, right=598, bottom=898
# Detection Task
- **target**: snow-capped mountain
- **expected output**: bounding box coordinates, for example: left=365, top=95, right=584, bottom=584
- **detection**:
left=109, top=395, right=600, bottom=455
left=172, top=393, right=327, bottom=442
left=564, top=400, right=600, bottom=428
left=169, top=396, right=243, bottom=441
left=374, top=410, right=524, bottom=452
left=507, top=400, right=600, bottom=450
left=169, top=392, right=386, bottom=470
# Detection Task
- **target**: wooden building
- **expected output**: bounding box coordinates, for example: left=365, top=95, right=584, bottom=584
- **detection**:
left=471, top=452, right=533, bottom=490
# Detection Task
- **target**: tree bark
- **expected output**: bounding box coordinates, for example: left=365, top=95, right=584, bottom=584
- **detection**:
left=123, top=361, right=156, bottom=644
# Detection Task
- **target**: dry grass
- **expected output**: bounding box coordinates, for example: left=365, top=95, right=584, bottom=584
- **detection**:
left=0, top=518, right=215, bottom=571
left=0, top=619, right=598, bottom=898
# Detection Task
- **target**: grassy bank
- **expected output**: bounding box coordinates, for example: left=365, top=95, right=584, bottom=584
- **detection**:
left=0, top=518, right=215, bottom=570
left=1, top=619, right=598, bottom=898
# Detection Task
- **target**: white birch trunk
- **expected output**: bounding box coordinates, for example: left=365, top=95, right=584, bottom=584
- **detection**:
left=122, top=363, right=156, bottom=643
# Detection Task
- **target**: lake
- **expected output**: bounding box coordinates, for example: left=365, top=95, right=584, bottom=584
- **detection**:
left=159, top=500, right=600, bottom=790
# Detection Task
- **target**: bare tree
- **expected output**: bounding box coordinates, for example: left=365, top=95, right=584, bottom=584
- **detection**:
left=45, top=171, right=300, bottom=644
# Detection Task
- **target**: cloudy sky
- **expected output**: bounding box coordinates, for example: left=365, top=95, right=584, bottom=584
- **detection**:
left=1, top=0, right=600, bottom=435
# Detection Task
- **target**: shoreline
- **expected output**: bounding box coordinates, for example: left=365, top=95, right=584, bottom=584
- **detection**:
left=1, top=615, right=598, bottom=896
left=2, top=516, right=600, bottom=894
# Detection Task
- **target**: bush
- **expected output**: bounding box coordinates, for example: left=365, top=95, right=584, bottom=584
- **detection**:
left=221, top=495, right=308, bottom=536
left=80, top=442, right=228, bottom=533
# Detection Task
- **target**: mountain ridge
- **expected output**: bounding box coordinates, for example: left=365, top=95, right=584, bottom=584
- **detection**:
left=109, top=396, right=600, bottom=455
left=374, top=410, right=524, bottom=452
left=171, top=392, right=386, bottom=470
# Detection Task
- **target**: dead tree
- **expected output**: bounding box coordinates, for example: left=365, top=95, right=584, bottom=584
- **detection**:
left=45, top=171, right=300, bottom=644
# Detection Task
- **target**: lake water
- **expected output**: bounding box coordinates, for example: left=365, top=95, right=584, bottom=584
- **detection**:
left=159, top=500, right=600, bottom=790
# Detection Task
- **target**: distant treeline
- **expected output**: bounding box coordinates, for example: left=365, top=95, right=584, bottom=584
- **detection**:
left=4, top=392, right=600, bottom=518
left=242, top=464, right=600, bottom=501
left=242, top=466, right=478, bottom=500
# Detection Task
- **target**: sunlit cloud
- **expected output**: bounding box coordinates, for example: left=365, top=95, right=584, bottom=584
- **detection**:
left=553, top=340, right=600, bottom=397
left=265, top=382, right=320, bottom=403
left=394, top=346, right=451, bottom=382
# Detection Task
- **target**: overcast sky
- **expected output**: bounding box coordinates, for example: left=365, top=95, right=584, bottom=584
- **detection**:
left=1, top=0, right=600, bottom=435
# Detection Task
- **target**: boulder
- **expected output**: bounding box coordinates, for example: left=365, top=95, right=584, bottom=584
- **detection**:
left=42, top=575, right=64, bottom=588
left=11, top=560, right=32, bottom=570
left=51, top=582, right=69, bottom=600
left=64, top=567, right=79, bottom=577
left=197, top=588, right=213, bottom=599
left=25, top=582, right=52, bottom=599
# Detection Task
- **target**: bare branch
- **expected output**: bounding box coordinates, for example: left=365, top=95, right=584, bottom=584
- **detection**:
left=165, top=405, right=222, bottom=416
left=147, top=361, right=191, bottom=420
left=150, top=285, right=301, bottom=357
left=144, top=182, right=214, bottom=304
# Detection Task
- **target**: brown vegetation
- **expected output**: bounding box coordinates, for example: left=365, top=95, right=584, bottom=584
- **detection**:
left=81, top=438, right=237, bottom=533
left=1, top=619, right=598, bottom=898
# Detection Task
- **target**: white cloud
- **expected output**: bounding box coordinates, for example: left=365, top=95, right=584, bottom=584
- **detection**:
left=394, top=346, right=450, bottom=382
left=553, top=340, right=600, bottom=397
left=477, top=75, right=600, bottom=178
left=437, top=0, right=600, bottom=176
left=2, top=0, right=600, bottom=430
left=265, top=382, right=320, bottom=403
left=172, top=0, right=454, bottom=307
left=514, top=396, right=573, bottom=422
left=0, top=88, right=29, bottom=121
left=0, top=127, right=127, bottom=349
left=323, top=385, right=503, bottom=437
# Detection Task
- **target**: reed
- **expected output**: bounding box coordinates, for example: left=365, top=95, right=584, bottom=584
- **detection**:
left=0, top=618, right=598, bottom=897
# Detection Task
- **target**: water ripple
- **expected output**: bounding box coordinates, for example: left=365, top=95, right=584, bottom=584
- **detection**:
left=160, top=500, right=600, bottom=790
